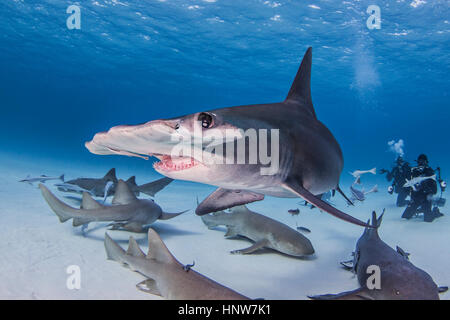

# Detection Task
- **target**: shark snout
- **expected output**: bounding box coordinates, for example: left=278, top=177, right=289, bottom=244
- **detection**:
left=85, top=119, right=180, bottom=159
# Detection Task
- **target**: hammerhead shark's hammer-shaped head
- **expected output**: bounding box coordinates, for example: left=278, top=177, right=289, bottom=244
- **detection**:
left=86, top=47, right=372, bottom=228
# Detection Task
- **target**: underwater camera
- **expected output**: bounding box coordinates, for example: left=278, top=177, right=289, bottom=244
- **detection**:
left=432, top=197, right=446, bottom=208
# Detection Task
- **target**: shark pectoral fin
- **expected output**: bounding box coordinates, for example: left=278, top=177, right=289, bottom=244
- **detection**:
left=138, top=177, right=174, bottom=197
left=159, top=209, right=189, bottom=220
left=224, top=226, right=239, bottom=238
left=308, top=287, right=374, bottom=300
left=122, top=222, right=145, bottom=233
left=108, top=222, right=125, bottom=230
left=195, top=188, right=264, bottom=216
left=282, top=178, right=372, bottom=228
left=72, top=218, right=91, bottom=227
left=136, top=279, right=162, bottom=297
left=230, top=239, right=268, bottom=255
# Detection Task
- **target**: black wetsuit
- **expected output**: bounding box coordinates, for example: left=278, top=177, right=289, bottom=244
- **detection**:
left=386, top=162, right=412, bottom=207
left=401, top=165, right=438, bottom=222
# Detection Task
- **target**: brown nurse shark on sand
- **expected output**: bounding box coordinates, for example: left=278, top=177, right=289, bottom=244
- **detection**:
left=104, top=229, right=249, bottom=300
left=39, top=179, right=186, bottom=232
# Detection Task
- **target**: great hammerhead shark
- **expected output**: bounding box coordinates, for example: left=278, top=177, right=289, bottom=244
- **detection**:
left=85, top=47, right=369, bottom=228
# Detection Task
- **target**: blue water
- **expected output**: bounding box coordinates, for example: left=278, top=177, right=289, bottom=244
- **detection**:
left=0, top=0, right=449, bottom=176
left=1, top=0, right=450, bottom=301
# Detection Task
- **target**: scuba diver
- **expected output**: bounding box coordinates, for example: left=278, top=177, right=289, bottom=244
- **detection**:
left=401, top=154, right=445, bottom=222
left=380, top=156, right=412, bottom=207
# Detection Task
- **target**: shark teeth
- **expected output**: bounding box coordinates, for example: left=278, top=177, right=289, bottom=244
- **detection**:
left=153, top=155, right=200, bottom=172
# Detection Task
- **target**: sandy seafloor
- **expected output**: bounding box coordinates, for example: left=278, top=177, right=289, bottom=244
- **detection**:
left=0, top=151, right=448, bottom=300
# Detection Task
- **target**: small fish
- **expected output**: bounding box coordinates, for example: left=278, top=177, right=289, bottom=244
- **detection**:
left=296, top=226, right=311, bottom=233
left=20, top=174, right=64, bottom=184
left=396, top=246, right=410, bottom=260
left=403, top=175, right=436, bottom=191
left=350, top=185, right=365, bottom=202
left=365, top=184, right=378, bottom=195
left=183, top=261, right=195, bottom=272
left=288, top=208, right=300, bottom=216
left=349, top=168, right=376, bottom=178
left=340, top=259, right=354, bottom=271
left=349, top=184, right=378, bottom=202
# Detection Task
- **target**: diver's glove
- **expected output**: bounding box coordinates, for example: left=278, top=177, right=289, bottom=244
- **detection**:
left=380, top=169, right=388, bottom=174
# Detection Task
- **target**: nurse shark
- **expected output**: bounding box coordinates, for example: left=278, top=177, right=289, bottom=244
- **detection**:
left=310, top=212, right=445, bottom=300
left=85, top=47, right=370, bottom=228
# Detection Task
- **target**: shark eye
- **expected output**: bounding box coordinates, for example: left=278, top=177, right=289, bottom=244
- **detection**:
left=198, top=113, right=214, bottom=129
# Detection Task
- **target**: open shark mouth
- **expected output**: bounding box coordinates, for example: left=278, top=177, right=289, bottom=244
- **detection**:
left=153, top=155, right=201, bottom=172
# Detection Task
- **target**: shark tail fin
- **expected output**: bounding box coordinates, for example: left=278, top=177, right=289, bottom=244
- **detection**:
left=39, top=184, right=75, bottom=223
left=371, top=184, right=379, bottom=193
left=146, top=228, right=176, bottom=264
left=104, top=168, right=117, bottom=182
left=126, top=236, right=145, bottom=258
left=59, top=174, right=65, bottom=182
left=370, top=167, right=376, bottom=175
left=138, top=177, right=174, bottom=197
left=104, top=232, right=126, bottom=262
left=284, top=47, right=316, bottom=119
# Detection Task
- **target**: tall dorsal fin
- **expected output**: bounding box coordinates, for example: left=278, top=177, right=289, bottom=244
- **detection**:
left=112, top=179, right=137, bottom=205
left=81, top=192, right=103, bottom=209
left=146, top=228, right=176, bottom=264
left=126, top=176, right=137, bottom=186
left=103, top=168, right=117, bottom=182
left=285, top=47, right=316, bottom=119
